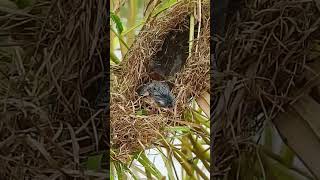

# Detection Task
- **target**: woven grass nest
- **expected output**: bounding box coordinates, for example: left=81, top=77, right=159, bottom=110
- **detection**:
left=111, top=1, right=210, bottom=162
left=212, top=0, right=320, bottom=177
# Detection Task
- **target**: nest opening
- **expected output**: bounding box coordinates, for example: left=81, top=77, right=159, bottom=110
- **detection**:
left=147, top=25, right=190, bottom=81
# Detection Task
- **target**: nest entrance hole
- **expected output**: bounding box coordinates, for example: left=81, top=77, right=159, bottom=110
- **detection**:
left=147, top=19, right=191, bottom=81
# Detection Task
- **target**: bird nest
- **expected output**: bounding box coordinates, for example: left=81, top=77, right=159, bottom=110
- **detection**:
left=111, top=1, right=210, bottom=162
left=212, top=0, right=320, bottom=177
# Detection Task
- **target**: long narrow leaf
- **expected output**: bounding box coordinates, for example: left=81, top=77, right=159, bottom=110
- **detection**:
left=110, top=11, right=124, bottom=34
left=137, top=152, right=163, bottom=179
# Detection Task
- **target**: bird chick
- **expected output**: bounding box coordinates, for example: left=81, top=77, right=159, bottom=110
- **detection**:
left=138, top=81, right=175, bottom=108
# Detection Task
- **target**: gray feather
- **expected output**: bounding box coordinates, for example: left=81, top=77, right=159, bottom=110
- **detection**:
left=138, top=81, right=175, bottom=108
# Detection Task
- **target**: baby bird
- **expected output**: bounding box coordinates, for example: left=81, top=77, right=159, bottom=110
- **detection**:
left=138, top=81, right=175, bottom=108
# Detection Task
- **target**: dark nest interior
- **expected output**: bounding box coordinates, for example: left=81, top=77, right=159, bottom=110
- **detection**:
left=212, top=0, right=320, bottom=178
left=146, top=27, right=189, bottom=81
left=111, top=1, right=210, bottom=162
left=0, top=1, right=108, bottom=179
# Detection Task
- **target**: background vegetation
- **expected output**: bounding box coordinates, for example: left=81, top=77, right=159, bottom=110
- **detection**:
left=213, top=0, right=320, bottom=179
left=1, top=0, right=108, bottom=179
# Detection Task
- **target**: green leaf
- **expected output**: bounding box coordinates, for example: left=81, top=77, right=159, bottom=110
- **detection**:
left=110, top=51, right=121, bottom=64
left=158, top=148, right=175, bottom=180
left=86, top=154, right=103, bottom=170
left=110, top=12, right=124, bottom=34
left=192, top=110, right=210, bottom=128
left=152, top=0, right=178, bottom=17
left=261, top=146, right=314, bottom=179
left=114, top=162, right=125, bottom=180
left=261, top=152, right=306, bottom=180
left=122, top=163, right=140, bottom=180
left=280, top=144, right=295, bottom=167
left=264, top=122, right=273, bottom=150
left=137, top=152, right=163, bottom=179
left=111, top=27, right=129, bottom=49
left=110, top=162, right=115, bottom=180
left=122, top=20, right=145, bottom=36
left=136, top=109, right=148, bottom=116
